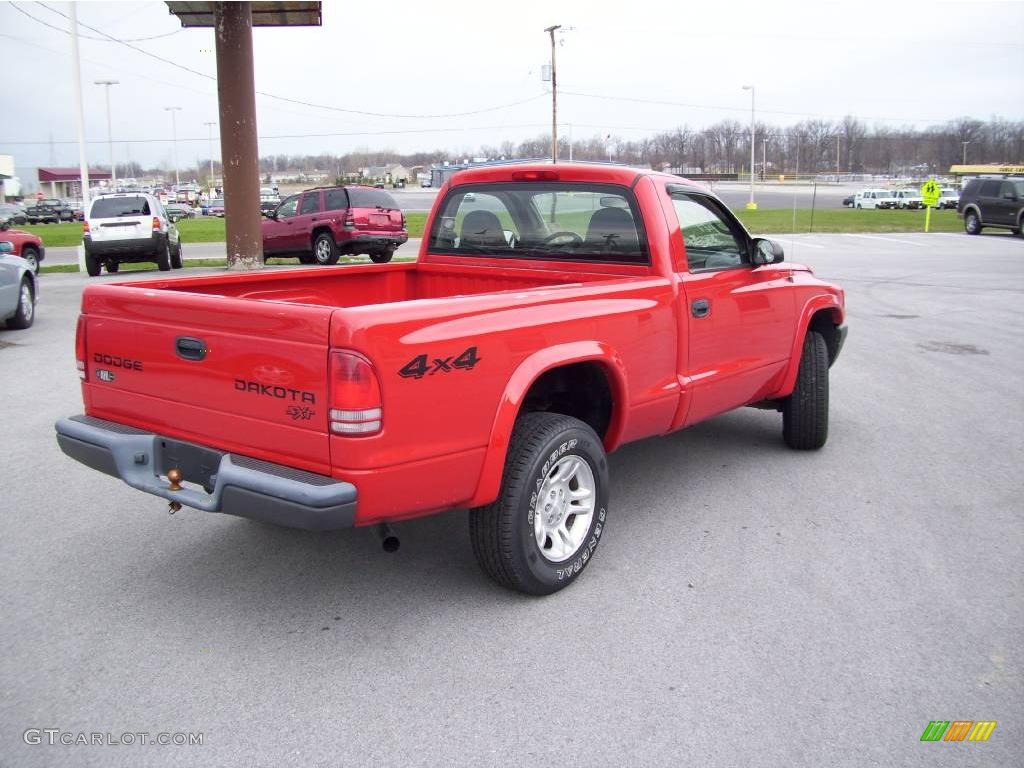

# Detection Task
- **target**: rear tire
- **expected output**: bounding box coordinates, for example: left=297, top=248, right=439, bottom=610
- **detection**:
left=84, top=251, right=101, bottom=277
left=964, top=210, right=982, bottom=235
left=369, top=247, right=394, bottom=264
left=20, top=246, right=40, bottom=274
left=7, top=278, right=34, bottom=329
left=312, top=232, right=339, bottom=265
left=469, top=412, right=609, bottom=595
left=106, top=261, right=119, bottom=274
left=171, top=242, right=183, bottom=269
left=782, top=330, right=829, bottom=450
left=157, top=241, right=172, bottom=271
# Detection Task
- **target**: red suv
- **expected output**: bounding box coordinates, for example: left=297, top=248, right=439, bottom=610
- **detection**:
left=261, top=185, right=408, bottom=265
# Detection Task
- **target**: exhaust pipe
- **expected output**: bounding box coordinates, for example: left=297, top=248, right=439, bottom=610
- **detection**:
left=375, top=523, right=400, bottom=553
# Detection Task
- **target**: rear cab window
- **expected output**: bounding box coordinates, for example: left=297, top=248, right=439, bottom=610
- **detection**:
left=427, top=182, right=649, bottom=265
left=91, top=196, right=150, bottom=218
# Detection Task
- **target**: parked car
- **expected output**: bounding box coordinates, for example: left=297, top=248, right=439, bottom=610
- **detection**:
left=0, top=241, right=37, bottom=329
left=841, top=194, right=855, bottom=207
left=0, top=203, right=29, bottom=225
left=55, top=162, right=846, bottom=595
left=261, top=185, right=408, bottom=265
left=64, top=200, right=85, bottom=221
left=25, top=197, right=73, bottom=224
left=420, top=177, right=433, bottom=188
left=893, top=189, right=922, bottom=209
left=259, top=199, right=280, bottom=217
left=165, top=203, right=194, bottom=222
left=937, top=188, right=960, bottom=210
left=207, top=198, right=225, bottom=217
left=82, top=192, right=183, bottom=276
left=853, top=189, right=897, bottom=209
left=0, top=219, right=45, bottom=273
left=958, top=177, right=1024, bottom=236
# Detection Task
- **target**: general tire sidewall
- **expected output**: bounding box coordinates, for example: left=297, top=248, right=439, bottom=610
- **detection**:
left=514, top=426, right=609, bottom=592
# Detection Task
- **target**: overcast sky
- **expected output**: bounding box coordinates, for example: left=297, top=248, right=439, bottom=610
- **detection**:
left=1, top=0, right=1022, bottom=178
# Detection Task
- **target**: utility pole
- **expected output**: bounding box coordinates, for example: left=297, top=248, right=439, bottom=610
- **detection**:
left=70, top=3, right=90, bottom=215
left=94, top=80, right=119, bottom=188
left=204, top=121, right=217, bottom=187
left=835, top=135, right=841, bottom=181
left=762, top=137, right=767, bottom=182
left=742, top=85, right=755, bottom=209
left=545, top=24, right=561, bottom=164
left=961, top=141, right=970, bottom=165
left=164, top=106, right=182, bottom=186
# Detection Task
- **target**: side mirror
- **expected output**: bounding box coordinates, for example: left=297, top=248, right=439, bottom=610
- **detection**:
left=0, top=241, right=13, bottom=253
left=751, top=237, right=784, bottom=265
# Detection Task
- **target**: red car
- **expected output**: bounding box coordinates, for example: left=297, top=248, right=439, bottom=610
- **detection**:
left=262, top=185, right=408, bottom=265
left=0, top=220, right=45, bottom=273
left=56, top=163, right=846, bottom=595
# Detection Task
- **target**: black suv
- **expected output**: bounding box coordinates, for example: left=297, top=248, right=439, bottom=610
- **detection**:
left=958, top=177, right=1024, bottom=236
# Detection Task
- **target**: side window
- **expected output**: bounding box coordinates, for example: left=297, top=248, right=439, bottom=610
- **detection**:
left=999, top=182, right=1016, bottom=199
left=670, top=193, right=747, bottom=271
left=324, top=188, right=348, bottom=211
left=276, top=195, right=299, bottom=218
left=979, top=180, right=1001, bottom=197
left=299, top=192, right=321, bottom=215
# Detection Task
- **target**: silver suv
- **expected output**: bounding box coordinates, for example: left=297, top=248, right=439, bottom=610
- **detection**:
left=83, top=193, right=182, bottom=276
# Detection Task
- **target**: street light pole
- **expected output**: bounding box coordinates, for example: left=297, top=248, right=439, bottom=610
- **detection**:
left=94, top=79, right=118, bottom=188
left=545, top=24, right=561, bottom=164
left=742, top=85, right=755, bottom=209
left=203, top=121, right=217, bottom=187
left=164, top=106, right=182, bottom=186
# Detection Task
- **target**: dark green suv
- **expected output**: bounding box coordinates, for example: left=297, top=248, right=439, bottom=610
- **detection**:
left=958, top=177, right=1024, bottom=236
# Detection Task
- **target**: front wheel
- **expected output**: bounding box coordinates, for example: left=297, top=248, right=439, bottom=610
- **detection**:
left=964, top=210, right=982, bottom=235
left=782, top=330, right=829, bottom=450
left=369, top=247, right=395, bottom=264
left=7, top=278, right=34, bottom=329
left=106, top=261, right=119, bottom=274
left=20, top=246, right=40, bottom=274
left=312, top=232, right=339, bottom=265
left=469, top=412, right=609, bottom=595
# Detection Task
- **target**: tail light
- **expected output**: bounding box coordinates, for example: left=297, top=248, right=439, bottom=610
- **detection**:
left=82, top=221, right=90, bottom=235
left=329, top=351, right=381, bottom=435
left=511, top=170, right=559, bottom=181
left=152, top=217, right=161, bottom=231
left=75, top=315, right=87, bottom=379
left=401, top=211, right=406, bottom=228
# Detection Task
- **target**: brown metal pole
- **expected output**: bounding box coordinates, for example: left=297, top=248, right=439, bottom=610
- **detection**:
left=214, top=1, right=262, bottom=269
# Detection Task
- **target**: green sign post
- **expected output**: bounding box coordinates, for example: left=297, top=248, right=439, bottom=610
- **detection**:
left=921, top=179, right=942, bottom=232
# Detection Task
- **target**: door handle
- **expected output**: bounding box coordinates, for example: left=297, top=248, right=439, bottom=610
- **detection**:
left=176, top=337, right=208, bottom=361
left=691, top=299, right=710, bottom=318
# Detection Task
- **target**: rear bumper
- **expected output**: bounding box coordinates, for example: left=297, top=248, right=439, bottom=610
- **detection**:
left=84, top=233, right=166, bottom=259
left=54, top=415, right=357, bottom=530
left=340, top=233, right=409, bottom=249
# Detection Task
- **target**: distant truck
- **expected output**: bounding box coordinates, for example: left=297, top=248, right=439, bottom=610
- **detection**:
left=55, top=163, right=847, bottom=595
left=24, top=197, right=73, bottom=223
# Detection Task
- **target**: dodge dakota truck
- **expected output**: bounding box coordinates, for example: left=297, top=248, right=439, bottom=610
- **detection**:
left=55, top=163, right=847, bottom=595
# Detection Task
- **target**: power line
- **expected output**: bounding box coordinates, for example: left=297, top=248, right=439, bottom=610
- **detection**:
left=9, top=2, right=182, bottom=42
left=24, top=2, right=548, bottom=120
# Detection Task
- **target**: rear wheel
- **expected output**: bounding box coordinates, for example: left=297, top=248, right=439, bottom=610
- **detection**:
left=84, top=251, right=101, bottom=277
left=106, top=261, right=119, bottom=274
left=312, top=232, right=339, bottom=265
left=782, top=330, right=829, bottom=450
left=369, top=247, right=395, bottom=264
left=171, top=242, right=183, bottom=269
left=157, top=241, right=172, bottom=271
left=7, top=278, right=34, bottom=329
left=964, top=210, right=982, bottom=235
left=469, top=412, right=609, bottom=595
left=20, top=246, right=40, bottom=274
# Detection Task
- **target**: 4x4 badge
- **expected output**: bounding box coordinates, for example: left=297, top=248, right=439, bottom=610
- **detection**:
left=96, top=369, right=116, bottom=383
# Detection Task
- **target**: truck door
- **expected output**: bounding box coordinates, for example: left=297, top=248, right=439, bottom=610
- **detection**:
left=292, top=190, right=323, bottom=251
left=667, top=190, right=796, bottom=426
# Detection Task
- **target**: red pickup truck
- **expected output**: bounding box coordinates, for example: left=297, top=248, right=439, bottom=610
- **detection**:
left=55, top=163, right=846, bottom=595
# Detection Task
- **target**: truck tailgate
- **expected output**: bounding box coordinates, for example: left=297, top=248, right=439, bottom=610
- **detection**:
left=80, top=283, right=334, bottom=474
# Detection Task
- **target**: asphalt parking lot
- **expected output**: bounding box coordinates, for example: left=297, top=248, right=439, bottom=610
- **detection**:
left=2, top=232, right=1021, bottom=767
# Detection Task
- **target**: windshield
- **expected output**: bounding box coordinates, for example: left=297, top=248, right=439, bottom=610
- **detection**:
left=427, top=182, right=648, bottom=264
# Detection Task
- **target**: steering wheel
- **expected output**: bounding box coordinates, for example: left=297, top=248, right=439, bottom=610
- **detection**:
left=542, top=231, right=583, bottom=247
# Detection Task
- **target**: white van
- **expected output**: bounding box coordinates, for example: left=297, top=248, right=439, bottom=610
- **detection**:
left=854, top=189, right=897, bottom=210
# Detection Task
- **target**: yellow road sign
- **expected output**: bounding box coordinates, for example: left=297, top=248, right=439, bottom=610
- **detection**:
left=921, top=179, right=941, bottom=207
